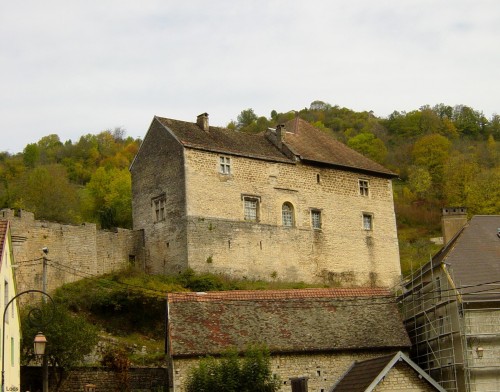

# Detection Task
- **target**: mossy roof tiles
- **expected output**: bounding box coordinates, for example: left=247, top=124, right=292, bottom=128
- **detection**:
left=167, top=288, right=410, bottom=357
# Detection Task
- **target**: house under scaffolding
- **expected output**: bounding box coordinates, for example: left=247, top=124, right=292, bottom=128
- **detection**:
left=398, top=212, right=500, bottom=392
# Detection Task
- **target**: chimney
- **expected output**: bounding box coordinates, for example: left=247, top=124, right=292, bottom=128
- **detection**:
left=197, top=113, right=209, bottom=132
left=441, top=207, right=467, bottom=245
left=275, top=124, right=285, bottom=149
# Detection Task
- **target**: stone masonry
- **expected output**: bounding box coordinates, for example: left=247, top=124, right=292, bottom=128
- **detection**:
left=1, top=209, right=144, bottom=296
left=131, top=115, right=401, bottom=286
left=172, top=350, right=397, bottom=392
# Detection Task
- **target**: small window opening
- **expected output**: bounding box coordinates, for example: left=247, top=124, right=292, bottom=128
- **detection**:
left=359, top=179, right=369, bottom=196
left=219, top=156, right=231, bottom=174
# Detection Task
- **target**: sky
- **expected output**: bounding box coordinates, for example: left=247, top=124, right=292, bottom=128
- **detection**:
left=1, top=1, right=499, bottom=154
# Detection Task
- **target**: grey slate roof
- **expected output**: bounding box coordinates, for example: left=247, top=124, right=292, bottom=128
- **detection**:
left=153, top=115, right=396, bottom=177
left=435, top=215, right=500, bottom=302
left=166, top=288, right=410, bottom=358
left=330, top=351, right=446, bottom=392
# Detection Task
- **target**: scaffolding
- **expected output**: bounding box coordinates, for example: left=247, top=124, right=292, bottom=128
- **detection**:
left=399, top=263, right=500, bottom=392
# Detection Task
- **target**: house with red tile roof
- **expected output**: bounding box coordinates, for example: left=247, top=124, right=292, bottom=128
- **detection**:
left=131, top=113, right=401, bottom=286
left=0, top=221, right=21, bottom=391
left=166, top=288, right=410, bottom=392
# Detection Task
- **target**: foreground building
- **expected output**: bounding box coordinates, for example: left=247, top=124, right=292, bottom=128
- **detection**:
left=0, top=221, right=21, bottom=391
left=166, top=288, right=410, bottom=392
left=131, top=113, right=401, bottom=285
left=399, top=210, right=500, bottom=391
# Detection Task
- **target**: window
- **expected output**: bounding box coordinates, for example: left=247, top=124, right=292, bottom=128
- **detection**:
left=290, top=377, right=308, bottom=392
left=4, top=281, right=8, bottom=324
left=359, top=179, right=369, bottom=196
left=311, top=210, right=322, bottom=229
left=153, top=195, right=166, bottom=222
left=219, top=156, right=231, bottom=174
left=282, top=203, right=294, bottom=227
left=363, top=213, right=373, bottom=230
left=243, top=197, right=259, bottom=221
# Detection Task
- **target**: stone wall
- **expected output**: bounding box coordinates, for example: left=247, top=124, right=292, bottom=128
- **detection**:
left=130, top=119, right=188, bottom=275
left=22, top=366, right=167, bottom=392
left=373, top=363, right=437, bottom=391
left=183, top=149, right=401, bottom=286
left=1, top=209, right=144, bottom=296
left=172, top=350, right=398, bottom=392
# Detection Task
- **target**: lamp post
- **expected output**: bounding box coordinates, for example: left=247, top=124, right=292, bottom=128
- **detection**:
left=1, top=290, right=54, bottom=392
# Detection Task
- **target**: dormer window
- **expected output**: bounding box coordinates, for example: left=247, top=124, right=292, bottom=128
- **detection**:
left=219, top=156, right=231, bottom=174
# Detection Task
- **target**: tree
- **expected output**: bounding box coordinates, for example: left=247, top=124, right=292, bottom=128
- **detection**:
left=81, top=167, right=132, bottom=228
left=11, top=164, right=80, bottom=222
left=237, top=109, right=258, bottom=129
left=21, top=302, right=99, bottom=387
left=412, top=134, right=451, bottom=194
left=186, top=345, right=281, bottom=392
left=408, top=166, right=432, bottom=199
left=347, top=133, right=388, bottom=163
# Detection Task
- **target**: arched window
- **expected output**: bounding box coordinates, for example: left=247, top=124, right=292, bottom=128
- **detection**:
left=282, top=203, right=294, bottom=227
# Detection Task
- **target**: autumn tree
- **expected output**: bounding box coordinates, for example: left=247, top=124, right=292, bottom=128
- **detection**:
left=81, top=167, right=132, bottom=228
left=347, top=133, right=388, bottom=163
left=412, top=134, right=451, bottom=194
left=11, top=164, right=79, bottom=222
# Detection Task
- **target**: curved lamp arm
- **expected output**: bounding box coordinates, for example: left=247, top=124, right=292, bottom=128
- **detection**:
left=1, top=290, right=55, bottom=392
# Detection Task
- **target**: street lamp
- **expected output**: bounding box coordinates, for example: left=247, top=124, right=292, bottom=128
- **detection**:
left=33, top=333, right=48, bottom=357
left=1, top=290, right=54, bottom=392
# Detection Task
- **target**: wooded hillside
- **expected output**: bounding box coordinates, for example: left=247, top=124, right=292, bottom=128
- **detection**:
left=1, top=102, right=498, bottom=275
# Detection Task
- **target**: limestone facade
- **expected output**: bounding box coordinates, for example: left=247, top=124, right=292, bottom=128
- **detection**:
left=1, top=209, right=144, bottom=295
left=131, top=115, right=401, bottom=286
left=172, top=350, right=393, bottom=392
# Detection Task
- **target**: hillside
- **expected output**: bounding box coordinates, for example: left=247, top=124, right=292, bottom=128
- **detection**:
left=1, top=102, right=499, bottom=276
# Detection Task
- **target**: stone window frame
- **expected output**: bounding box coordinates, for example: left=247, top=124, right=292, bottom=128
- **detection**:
left=359, top=179, right=369, bottom=197
left=282, top=202, right=295, bottom=227
left=242, top=194, right=261, bottom=222
left=362, top=212, right=373, bottom=231
left=219, top=156, right=231, bottom=175
left=311, top=209, right=322, bottom=230
left=152, top=194, right=166, bottom=222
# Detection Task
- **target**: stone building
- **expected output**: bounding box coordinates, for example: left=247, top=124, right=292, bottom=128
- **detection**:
left=131, top=113, right=401, bottom=285
left=330, top=351, right=445, bottom=391
left=166, top=288, right=411, bottom=392
left=0, top=220, right=21, bottom=391
left=399, top=210, right=500, bottom=391
left=0, top=209, right=143, bottom=295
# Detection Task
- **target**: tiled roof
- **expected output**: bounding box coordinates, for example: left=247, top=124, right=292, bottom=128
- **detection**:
left=167, top=288, right=410, bottom=357
left=282, top=117, right=396, bottom=177
left=154, top=115, right=396, bottom=177
left=437, top=215, right=500, bottom=301
left=331, top=351, right=445, bottom=392
left=0, top=220, right=8, bottom=270
left=155, top=116, right=292, bottom=163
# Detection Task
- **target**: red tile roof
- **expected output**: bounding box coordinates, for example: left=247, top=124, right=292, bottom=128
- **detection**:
left=167, top=288, right=410, bottom=357
left=0, top=220, right=8, bottom=270
left=168, top=287, right=391, bottom=303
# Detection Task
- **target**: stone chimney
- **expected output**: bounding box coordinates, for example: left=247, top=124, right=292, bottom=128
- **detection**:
left=197, top=113, right=209, bottom=132
left=441, top=207, right=468, bottom=245
left=275, top=124, right=285, bottom=149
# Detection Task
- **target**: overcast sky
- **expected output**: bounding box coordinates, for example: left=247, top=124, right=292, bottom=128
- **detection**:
left=1, top=1, right=499, bottom=153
